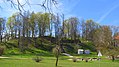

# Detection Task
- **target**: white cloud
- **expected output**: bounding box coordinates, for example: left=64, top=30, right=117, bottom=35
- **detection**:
left=97, top=4, right=119, bottom=23
left=59, top=0, right=81, bottom=18
left=62, top=0, right=81, bottom=14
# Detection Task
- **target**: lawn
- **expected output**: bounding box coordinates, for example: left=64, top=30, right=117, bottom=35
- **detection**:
left=0, top=55, right=119, bottom=67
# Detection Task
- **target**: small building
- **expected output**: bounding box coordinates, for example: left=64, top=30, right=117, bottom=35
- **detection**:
left=78, top=49, right=84, bottom=54
left=84, top=50, right=90, bottom=54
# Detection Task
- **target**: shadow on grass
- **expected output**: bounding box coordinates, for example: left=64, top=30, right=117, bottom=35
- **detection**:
left=56, top=66, right=62, bottom=67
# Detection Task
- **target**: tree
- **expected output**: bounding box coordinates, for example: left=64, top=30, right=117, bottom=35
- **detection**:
left=53, top=45, right=61, bottom=67
left=49, top=13, right=55, bottom=37
left=63, top=19, right=69, bottom=38
left=35, top=12, right=50, bottom=37
left=109, top=26, right=119, bottom=61
left=7, top=16, right=15, bottom=39
left=30, top=12, right=36, bottom=38
left=93, top=26, right=104, bottom=50
left=14, top=12, right=23, bottom=49
left=35, top=12, right=42, bottom=37
left=20, top=11, right=30, bottom=52
left=82, top=19, right=99, bottom=41
left=69, top=17, right=79, bottom=40
left=80, top=19, right=86, bottom=39
left=63, top=17, right=79, bottom=40
left=7, top=11, right=30, bottom=52
left=93, top=25, right=119, bottom=61
left=0, top=18, right=5, bottom=42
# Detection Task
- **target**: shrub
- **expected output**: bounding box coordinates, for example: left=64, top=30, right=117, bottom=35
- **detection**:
left=72, top=57, right=77, bottom=62
left=33, top=56, right=42, bottom=62
left=9, top=50, right=15, bottom=55
left=0, top=47, right=4, bottom=56
left=85, top=58, right=89, bottom=62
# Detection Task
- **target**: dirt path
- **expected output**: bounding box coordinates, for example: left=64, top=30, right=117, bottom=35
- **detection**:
left=62, top=53, right=74, bottom=58
left=0, top=56, right=9, bottom=59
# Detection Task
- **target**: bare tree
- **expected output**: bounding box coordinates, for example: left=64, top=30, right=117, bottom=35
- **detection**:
left=53, top=45, right=61, bottom=67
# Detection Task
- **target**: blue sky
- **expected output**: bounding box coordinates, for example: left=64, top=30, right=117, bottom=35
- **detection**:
left=62, top=0, right=119, bottom=26
left=0, top=0, right=119, bottom=26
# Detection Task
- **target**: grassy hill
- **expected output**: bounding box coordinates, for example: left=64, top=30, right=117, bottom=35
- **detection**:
left=0, top=36, right=96, bottom=56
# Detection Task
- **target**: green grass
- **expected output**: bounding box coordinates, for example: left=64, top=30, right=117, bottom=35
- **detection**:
left=0, top=55, right=119, bottom=67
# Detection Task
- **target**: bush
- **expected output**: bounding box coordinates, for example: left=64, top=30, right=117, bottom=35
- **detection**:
left=0, top=47, right=4, bottom=56
left=85, top=59, right=88, bottom=62
left=9, top=50, right=16, bottom=55
left=33, top=56, right=42, bottom=62
left=72, top=57, right=77, bottom=62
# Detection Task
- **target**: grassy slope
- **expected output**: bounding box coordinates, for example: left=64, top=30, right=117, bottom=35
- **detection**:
left=1, top=38, right=54, bottom=56
left=1, top=37, right=96, bottom=56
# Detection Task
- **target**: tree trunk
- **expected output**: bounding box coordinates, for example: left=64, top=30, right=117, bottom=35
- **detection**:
left=0, top=35, right=2, bottom=42
left=26, top=29, right=29, bottom=38
left=112, top=55, right=115, bottom=62
left=15, top=29, right=17, bottom=38
left=18, top=29, right=20, bottom=49
left=0, top=25, right=1, bottom=42
left=32, top=29, right=35, bottom=38
left=34, top=38, right=36, bottom=47
left=39, top=28, right=41, bottom=37
left=11, top=30, right=13, bottom=39
left=56, top=56, right=59, bottom=67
